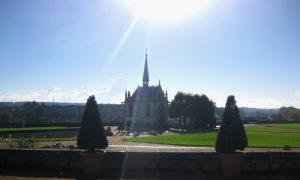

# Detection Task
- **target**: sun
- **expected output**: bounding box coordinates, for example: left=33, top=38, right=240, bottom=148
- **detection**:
left=127, top=0, right=206, bottom=24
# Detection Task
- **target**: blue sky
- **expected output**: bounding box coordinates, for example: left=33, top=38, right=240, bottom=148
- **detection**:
left=0, top=0, right=299, bottom=108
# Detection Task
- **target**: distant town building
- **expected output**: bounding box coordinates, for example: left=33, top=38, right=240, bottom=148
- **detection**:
left=124, top=51, right=168, bottom=131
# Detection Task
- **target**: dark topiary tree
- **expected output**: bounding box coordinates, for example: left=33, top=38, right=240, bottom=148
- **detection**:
left=215, top=96, right=247, bottom=153
left=77, top=95, right=108, bottom=151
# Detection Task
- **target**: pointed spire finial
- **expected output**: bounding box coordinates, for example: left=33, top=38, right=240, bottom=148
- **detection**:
left=143, top=49, right=149, bottom=87
left=145, top=48, right=148, bottom=62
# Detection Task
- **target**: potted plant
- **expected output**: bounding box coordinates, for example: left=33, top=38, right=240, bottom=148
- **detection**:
left=77, top=95, right=108, bottom=176
left=215, top=95, right=247, bottom=176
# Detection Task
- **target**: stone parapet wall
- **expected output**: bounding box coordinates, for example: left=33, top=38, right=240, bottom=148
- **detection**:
left=0, top=149, right=299, bottom=173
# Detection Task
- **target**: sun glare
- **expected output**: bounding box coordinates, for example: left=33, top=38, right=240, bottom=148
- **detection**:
left=127, top=0, right=206, bottom=24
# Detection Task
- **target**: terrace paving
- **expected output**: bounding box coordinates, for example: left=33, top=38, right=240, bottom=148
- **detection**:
left=1, top=135, right=300, bottom=152
left=30, top=136, right=300, bottom=152
left=109, top=136, right=300, bottom=152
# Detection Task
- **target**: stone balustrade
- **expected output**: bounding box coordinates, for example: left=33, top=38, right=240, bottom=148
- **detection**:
left=0, top=149, right=299, bottom=174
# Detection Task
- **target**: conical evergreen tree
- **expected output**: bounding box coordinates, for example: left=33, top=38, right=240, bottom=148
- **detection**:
left=215, top=96, right=247, bottom=153
left=77, top=95, right=108, bottom=151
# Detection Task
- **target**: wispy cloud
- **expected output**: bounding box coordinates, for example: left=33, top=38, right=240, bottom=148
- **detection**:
left=0, top=78, right=128, bottom=104
left=1, top=83, right=299, bottom=108
left=191, top=90, right=300, bottom=108
left=238, top=97, right=285, bottom=108
left=0, top=91, right=43, bottom=102
left=236, top=91, right=300, bottom=108
left=294, top=91, right=300, bottom=98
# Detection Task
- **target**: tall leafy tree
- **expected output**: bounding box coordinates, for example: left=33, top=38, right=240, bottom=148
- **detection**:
left=169, top=92, right=186, bottom=125
left=169, top=92, right=216, bottom=130
left=77, top=95, right=108, bottom=151
left=207, top=100, right=217, bottom=128
left=192, top=94, right=216, bottom=129
left=215, top=96, right=247, bottom=153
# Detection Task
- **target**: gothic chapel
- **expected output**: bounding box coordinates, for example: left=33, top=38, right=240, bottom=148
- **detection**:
left=124, top=52, right=168, bottom=131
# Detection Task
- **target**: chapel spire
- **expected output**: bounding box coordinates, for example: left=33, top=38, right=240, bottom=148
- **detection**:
left=143, top=49, right=149, bottom=87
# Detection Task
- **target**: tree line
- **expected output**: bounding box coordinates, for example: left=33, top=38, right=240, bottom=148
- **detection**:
left=0, top=97, right=293, bottom=127
left=0, top=102, right=123, bottom=127
left=169, top=92, right=216, bottom=130
left=274, top=106, right=300, bottom=121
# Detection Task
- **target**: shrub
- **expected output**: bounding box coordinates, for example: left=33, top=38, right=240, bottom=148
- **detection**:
left=215, top=96, right=248, bottom=153
left=17, top=138, right=35, bottom=149
left=283, top=145, right=291, bottom=150
left=77, top=95, right=108, bottom=151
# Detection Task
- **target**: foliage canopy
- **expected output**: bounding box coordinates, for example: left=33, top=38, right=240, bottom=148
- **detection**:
left=169, top=92, right=216, bottom=129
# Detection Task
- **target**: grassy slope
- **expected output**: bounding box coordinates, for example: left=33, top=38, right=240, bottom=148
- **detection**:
left=124, top=124, right=300, bottom=148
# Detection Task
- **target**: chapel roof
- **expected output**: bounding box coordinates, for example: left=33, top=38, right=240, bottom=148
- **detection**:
left=130, top=85, right=165, bottom=102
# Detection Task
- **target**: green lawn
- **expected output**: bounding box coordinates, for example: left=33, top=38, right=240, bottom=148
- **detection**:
left=0, top=126, right=68, bottom=132
left=271, top=123, right=300, bottom=129
left=124, top=123, right=300, bottom=148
